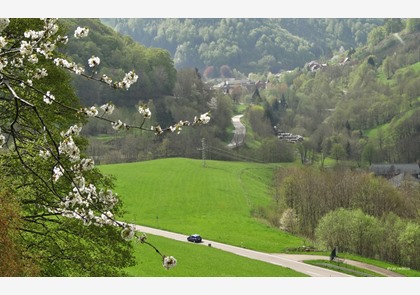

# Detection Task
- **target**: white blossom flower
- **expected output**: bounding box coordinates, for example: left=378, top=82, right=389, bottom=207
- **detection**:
left=0, top=58, right=7, bottom=71
left=138, top=105, right=151, bottom=118
left=74, top=26, right=89, bottom=39
left=61, top=125, right=82, bottom=137
left=55, top=35, right=68, bottom=45
left=121, top=226, right=135, bottom=241
left=124, top=70, right=138, bottom=84
left=88, top=56, right=100, bottom=67
left=154, top=125, right=163, bottom=135
left=100, top=103, right=114, bottom=114
left=0, top=36, right=7, bottom=49
left=43, top=91, right=55, bottom=104
left=59, top=136, right=80, bottom=162
left=83, top=106, right=98, bottom=117
left=80, top=158, right=95, bottom=171
left=111, top=120, right=126, bottom=130
left=10, top=57, right=23, bottom=68
left=200, top=112, right=211, bottom=124
left=193, top=112, right=211, bottom=125
left=0, top=133, right=6, bottom=148
left=53, top=57, right=70, bottom=68
left=53, top=165, right=64, bottom=182
left=39, top=149, right=51, bottom=159
left=42, top=18, right=59, bottom=36
left=27, top=54, right=39, bottom=64
left=101, top=74, right=112, bottom=85
left=115, top=70, right=138, bottom=90
left=19, top=40, right=33, bottom=55
left=54, top=58, right=85, bottom=75
left=33, top=68, right=48, bottom=79
left=0, top=18, right=10, bottom=32
left=162, top=256, right=177, bottom=270
left=39, top=41, right=55, bottom=53
left=24, top=30, right=43, bottom=39
left=73, top=176, right=86, bottom=190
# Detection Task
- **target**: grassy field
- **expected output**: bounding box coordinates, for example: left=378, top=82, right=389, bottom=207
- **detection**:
left=99, top=157, right=420, bottom=277
left=100, top=158, right=310, bottom=276
left=125, top=234, right=306, bottom=277
left=100, top=158, right=305, bottom=253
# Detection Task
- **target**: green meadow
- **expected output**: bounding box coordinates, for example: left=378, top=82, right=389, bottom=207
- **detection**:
left=100, top=158, right=304, bottom=253
left=126, top=234, right=306, bottom=277
left=100, top=158, right=309, bottom=276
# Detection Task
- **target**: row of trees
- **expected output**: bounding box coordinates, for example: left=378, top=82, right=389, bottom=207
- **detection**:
left=270, top=166, right=420, bottom=269
left=316, top=209, right=420, bottom=270
left=274, top=167, right=419, bottom=238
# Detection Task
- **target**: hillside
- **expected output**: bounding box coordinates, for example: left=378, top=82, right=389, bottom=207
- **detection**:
left=61, top=18, right=420, bottom=166
left=101, top=18, right=383, bottom=75
left=99, top=158, right=304, bottom=252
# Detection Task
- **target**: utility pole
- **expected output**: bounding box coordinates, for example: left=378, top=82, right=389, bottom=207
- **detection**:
left=197, top=137, right=206, bottom=167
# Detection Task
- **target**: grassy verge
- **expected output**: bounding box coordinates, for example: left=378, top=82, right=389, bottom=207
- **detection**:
left=287, top=251, right=420, bottom=277
left=304, top=260, right=384, bottom=277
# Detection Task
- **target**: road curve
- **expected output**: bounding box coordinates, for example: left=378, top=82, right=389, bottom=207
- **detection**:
left=129, top=223, right=351, bottom=277
left=227, top=114, right=246, bottom=148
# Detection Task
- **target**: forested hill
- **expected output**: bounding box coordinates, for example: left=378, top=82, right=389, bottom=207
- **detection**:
left=100, top=18, right=383, bottom=75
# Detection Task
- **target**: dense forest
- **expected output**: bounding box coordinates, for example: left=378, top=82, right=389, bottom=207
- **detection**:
left=101, top=18, right=384, bottom=75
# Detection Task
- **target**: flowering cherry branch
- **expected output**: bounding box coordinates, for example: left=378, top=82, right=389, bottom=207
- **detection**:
left=0, top=18, right=211, bottom=271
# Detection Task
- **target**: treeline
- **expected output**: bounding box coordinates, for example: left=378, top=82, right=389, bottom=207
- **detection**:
left=269, top=166, right=420, bottom=270
left=101, top=18, right=382, bottom=75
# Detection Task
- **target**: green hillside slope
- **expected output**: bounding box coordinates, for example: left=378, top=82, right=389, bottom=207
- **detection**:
left=100, top=158, right=305, bottom=252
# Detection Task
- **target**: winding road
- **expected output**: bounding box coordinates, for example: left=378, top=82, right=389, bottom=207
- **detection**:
left=227, top=114, right=245, bottom=148
left=128, top=223, right=404, bottom=277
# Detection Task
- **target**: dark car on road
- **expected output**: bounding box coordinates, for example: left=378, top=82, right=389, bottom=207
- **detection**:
left=187, top=234, right=202, bottom=243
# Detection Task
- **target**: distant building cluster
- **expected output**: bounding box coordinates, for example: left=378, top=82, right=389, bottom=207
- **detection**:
left=305, top=60, right=328, bottom=72
left=277, top=131, right=304, bottom=144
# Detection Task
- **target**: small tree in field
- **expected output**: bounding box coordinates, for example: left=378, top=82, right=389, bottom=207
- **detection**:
left=0, top=18, right=210, bottom=275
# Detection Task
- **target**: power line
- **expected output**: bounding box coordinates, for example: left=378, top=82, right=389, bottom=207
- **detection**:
left=208, top=145, right=264, bottom=163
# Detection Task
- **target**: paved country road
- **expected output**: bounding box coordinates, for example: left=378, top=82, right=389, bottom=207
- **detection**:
left=129, top=223, right=405, bottom=277
left=227, top=114, right=245, bottom=148
left=129, top=223, right=354, bottom=277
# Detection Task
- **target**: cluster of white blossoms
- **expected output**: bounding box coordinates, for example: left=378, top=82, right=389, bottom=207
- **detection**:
left=74, top=26, right=89, bottom=39
left=0, top=128, right=6, bottom=148
left=43, top=91, right=55, bottom=104
left=88, top=56, right=100, bottom=68
left=54, top=57, right=85, bottom=75
left=100, top=102, right=115, bottom=115
left=1, top=18, right=213, bottom=270
left=114, top=70, right=138, bottom=90
left=193, top=112, right=211, bottom=126
left=138, top=105, right=152, bottom=118
left=163, top=256, right=177, bottom=270
left=111, top=120, right=128, bottom=131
